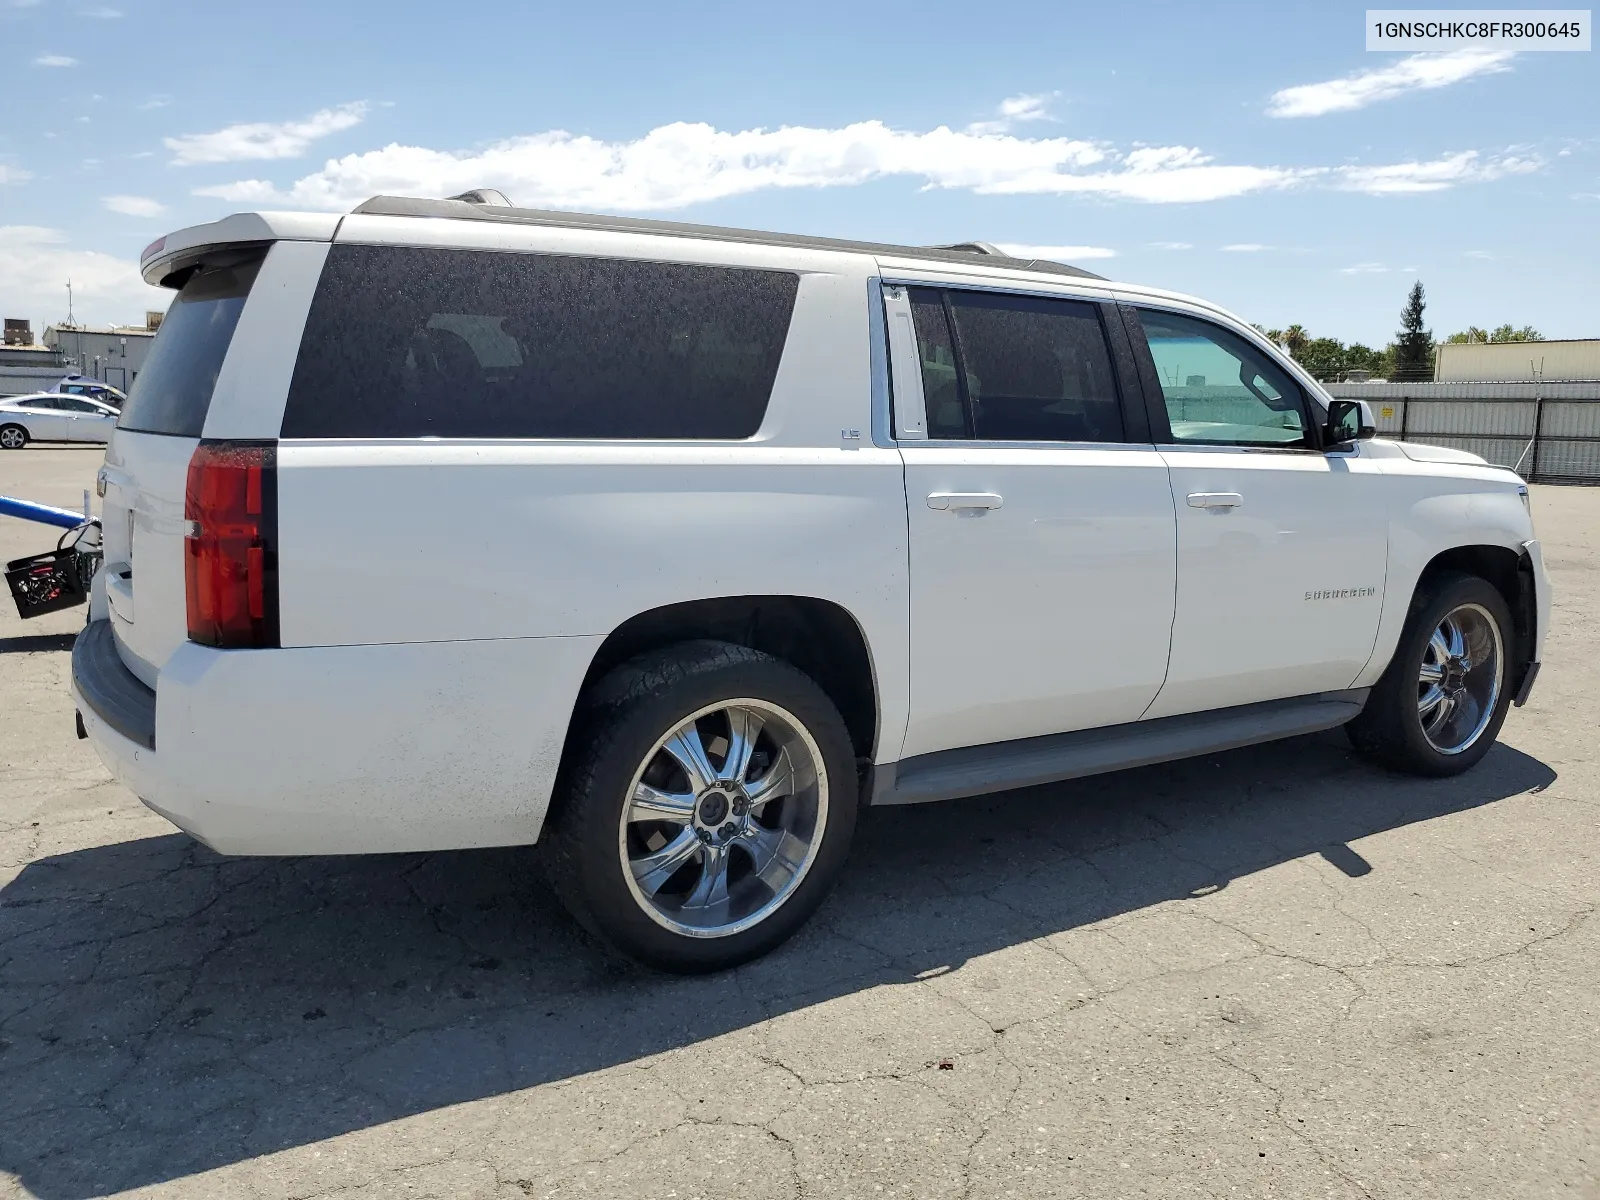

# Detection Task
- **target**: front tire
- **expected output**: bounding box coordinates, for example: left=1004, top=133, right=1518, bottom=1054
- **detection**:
left=1346, top=572, right=1513, bottom=776
left=0, top=424, right=28, bottom=450
left=543, top=640, right=859, bottom=973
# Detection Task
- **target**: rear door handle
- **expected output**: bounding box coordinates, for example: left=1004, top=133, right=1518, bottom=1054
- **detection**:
left=1187, top=492, right=1243, bottom=510
left=927, top=492, right=1003, bottom=512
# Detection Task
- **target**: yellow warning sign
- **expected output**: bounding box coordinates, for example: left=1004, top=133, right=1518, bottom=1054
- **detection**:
left=1380, top=406, right=1394, bottom=419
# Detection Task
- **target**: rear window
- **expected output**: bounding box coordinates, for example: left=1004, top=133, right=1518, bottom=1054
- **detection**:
left=116, top=254, right=262, bottom=437
left=280, top=245, right=800, bottom=440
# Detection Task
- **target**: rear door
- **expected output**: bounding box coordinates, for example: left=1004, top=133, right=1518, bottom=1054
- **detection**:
left=13, top=399, right=71, bottom=441
left=889, top=282, right=1178, bottom=759
left=99, top=253, right=265, bottom=686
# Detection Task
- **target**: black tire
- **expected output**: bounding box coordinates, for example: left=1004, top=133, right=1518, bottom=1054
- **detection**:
left=0, top=424, right=28, bottom=450
left=543, top=639, right=859, bottom=973
left=1346, top=572, right=1514, bottom=776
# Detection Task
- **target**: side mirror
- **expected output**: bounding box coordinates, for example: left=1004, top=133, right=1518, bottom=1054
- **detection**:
left=1325, top=399, right=1376, bottom=446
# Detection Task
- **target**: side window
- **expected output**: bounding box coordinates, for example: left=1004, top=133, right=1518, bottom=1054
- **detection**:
left=907, top=288, right=968, bottom=439
left=1136, top=309, right=1309, bottom=448
left=904, top=288, right=1126, bottom=444
left=283, top=246, right=800, bottom=440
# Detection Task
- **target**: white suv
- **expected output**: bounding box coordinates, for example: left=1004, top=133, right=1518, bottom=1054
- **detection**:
left=72, top=194, right=1550, bottom=971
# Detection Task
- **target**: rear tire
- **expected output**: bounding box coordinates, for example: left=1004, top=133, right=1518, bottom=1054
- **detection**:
left=543, top=640, right=859, bottom=973
left=0, top=424, right=28, bottom=450
left=1346, top=572, right=1513, bottom=776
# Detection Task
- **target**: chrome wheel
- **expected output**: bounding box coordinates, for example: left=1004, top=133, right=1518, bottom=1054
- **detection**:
left=0, top=427, right=25, bottom=449
left=618, top=698, right=829, bottom=939
left=1417, top=602, right=1504, bottom=755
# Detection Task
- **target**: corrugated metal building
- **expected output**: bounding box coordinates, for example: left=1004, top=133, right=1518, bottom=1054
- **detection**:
left=42, top=322, right=158, bottom=392
left=1435, top=338, right=1600, bottom=383
left=0, top=344, right=69, bottom=398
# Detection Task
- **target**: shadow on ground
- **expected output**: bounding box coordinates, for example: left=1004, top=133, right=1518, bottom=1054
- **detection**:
left=0, top=730, right=1555, bottom=1197
left=0, top=634, right=79, bottom=656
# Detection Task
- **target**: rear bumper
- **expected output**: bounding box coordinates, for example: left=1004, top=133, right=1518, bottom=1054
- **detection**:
left=72, top=621, right=604, bottom=855
left=73, top=620, right=155, bottom=749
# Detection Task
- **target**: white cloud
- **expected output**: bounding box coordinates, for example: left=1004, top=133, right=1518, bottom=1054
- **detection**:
left=1221, top=243, right=1268, bottom=252
left=1149, top=240, right=1192, bottom=250
left=1464, top=249, right=1494, bottom=259
left=1335, top=149, right=1539, bottom=194
left=102, top=194, right=168, bottom=217
left=1267, top=49, right=1514, bottom=118
left=165, top=101, right=369, bottom=165
left=138, top=95, right=172, bottom=110
left=196, top=121, right=1326, bottom=211
left=82, top=5, right=122, bottom=15
left=34, top=54, right=80, bottom=68
left=994, top=242, right=1117, bottom=261
left=0, top=226, right=169, bottom=328
left=1338, top=262, right=1390, bottom=274
left=0, top=164, right=34, bottom=185
left=968, top=92, right=1059, bottom=134
left=192, top=118, right=1543, bottom=215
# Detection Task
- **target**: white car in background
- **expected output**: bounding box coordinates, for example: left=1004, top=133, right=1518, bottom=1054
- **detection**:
left=0, top=392, right=120, bottom=448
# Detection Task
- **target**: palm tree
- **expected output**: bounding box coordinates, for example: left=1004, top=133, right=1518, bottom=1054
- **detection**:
left=1283, top=324, right=1309, bottom=359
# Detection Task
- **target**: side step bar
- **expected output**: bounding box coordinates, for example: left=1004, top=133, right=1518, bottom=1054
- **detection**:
left=870, top=690, right=1370, bottom=806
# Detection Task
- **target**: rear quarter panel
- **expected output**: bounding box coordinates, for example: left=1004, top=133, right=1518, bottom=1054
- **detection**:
left=272, top=239, right=911, bottom=764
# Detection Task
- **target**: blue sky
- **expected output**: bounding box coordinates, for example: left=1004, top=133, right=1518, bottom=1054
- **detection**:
left=2, top=0, right=1596, bottom=345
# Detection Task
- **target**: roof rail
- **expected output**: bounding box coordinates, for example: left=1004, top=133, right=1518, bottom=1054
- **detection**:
left=446, top=188, right=513, bottom=207
left=926, top=241, right=1005, bottom=256
left=348, top=195, right=1107, bottom=282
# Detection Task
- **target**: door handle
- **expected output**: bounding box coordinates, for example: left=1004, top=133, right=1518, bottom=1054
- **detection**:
left=927, top=492, right=1003, bottom=512
left=1187, top=492, right=1243, bottom=510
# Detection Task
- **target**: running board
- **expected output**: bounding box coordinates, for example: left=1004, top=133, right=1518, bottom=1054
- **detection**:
left=870, top=690, right=1370, bottom=806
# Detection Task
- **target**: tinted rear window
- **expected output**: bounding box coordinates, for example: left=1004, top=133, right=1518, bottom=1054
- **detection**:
left=117, top=255, right=262, bottom=437
left=946, top=291, right=1125, bottom=444
left=281, top=245, right=801, bottom=439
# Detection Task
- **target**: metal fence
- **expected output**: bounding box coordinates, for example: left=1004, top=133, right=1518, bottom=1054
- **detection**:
left=1325, top=382, right=1600, bottom=484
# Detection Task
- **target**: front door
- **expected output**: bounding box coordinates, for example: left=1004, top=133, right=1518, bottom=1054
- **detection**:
left=889, top=283, right=1178, bottom=760
left=1122, top=305, right=1389, bottom=719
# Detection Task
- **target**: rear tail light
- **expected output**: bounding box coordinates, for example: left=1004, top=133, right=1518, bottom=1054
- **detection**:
left=184, top=440, right=279, bottom=648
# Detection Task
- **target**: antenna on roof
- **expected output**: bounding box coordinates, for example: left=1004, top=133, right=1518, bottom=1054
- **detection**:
left=447, top=189, right=514, bottom=207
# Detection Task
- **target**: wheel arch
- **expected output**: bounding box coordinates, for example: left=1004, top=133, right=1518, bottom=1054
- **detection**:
left=569, top=595, right=882, bottom=764
left=1412, top=543, right=1538, bottom=695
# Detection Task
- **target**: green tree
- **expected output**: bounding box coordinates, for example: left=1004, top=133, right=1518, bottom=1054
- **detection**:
left=1345, top=343, right=1385, bottom=377
left=1446, top=324, right=1543, bottom=344
left=1283, top=324, right=1309, bottom=359
left=1298, top=336, right=1348, bottom=381
left=1391, top=282, right=1434, bottom=381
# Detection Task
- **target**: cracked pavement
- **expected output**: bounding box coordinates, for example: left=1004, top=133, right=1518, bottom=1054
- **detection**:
left=2, top=448, right=1596, bottom=1199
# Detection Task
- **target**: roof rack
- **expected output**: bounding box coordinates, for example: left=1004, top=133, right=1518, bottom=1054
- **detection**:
left=350, top=194, right=1106, bottom=281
